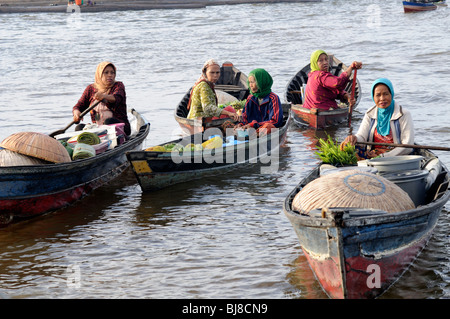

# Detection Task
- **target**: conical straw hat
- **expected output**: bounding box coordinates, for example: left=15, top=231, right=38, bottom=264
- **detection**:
left=0, top=148, right=49, bottom=166
left=0, top=132, right=72, bottom=163
left=292, top=170, right=415, bottom=214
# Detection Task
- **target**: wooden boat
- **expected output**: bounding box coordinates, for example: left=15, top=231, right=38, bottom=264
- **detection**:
left=128, top=104, right=291, bottom=191
left=283, top=149, right=450, bottom=298
left=174, top=61, right=250, bottom=135
left=285, top=55, right=361, bottom=129
left=0, top=109, right=150, bottom=227
left=403, top=0, right=446, bottom=12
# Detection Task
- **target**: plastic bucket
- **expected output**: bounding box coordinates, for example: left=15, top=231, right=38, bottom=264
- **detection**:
left=383, top=169, right=429, bottom=206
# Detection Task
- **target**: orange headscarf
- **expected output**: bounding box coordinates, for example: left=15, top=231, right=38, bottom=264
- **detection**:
left=93, top=61, right=116, bottom=93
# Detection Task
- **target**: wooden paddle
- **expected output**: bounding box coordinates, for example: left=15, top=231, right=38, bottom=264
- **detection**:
left=348, top=69, right=357, bottom=127
left=49, top=100, right=102, bottom=138
left=356, top=141, right=450, bottom=151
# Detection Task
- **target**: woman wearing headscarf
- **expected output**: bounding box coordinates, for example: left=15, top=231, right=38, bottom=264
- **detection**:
left=234, top=68, right=283, bottom=135
left=73, top=61, right=131, bottom=135
left=303, top=50, right=362, bottom=111
left=340, top=78, right=415, bottom=158
left=187, top=59, right=239, bottom=121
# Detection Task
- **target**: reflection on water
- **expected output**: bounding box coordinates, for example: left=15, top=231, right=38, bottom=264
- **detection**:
left=0, top=1, right=449, bottom=299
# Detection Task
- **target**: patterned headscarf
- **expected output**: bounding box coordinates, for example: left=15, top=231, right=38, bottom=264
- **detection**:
left=187, top=59, right=220, bottom=110
left=372, top=78, right=395, bottom=136
left=94, top=61, right=116, bottom=93
left=199, top=59, right=220, bottom=84
left=248, top=68, right=273, bottom=99
left=310, top=50, right=327, bottom=72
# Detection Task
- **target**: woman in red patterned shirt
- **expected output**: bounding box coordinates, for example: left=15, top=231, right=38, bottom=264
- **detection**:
left=72, top=61, right=131, bottom=135
left=303, top=50, right=362, bottom=111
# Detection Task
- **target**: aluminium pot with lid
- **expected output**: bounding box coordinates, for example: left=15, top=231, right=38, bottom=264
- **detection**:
left=358, top=155, right=423, bottom=174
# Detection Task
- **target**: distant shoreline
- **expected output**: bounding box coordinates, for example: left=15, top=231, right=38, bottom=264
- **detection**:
left=0, top=0, right=320, bottom=14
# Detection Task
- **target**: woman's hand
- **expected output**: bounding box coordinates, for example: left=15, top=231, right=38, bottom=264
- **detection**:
left=73, top=109, right=82, bottom=123
left=351, top=61, right=363, bottom=70
left=345, top=61, right=362, bottom=77
left=365, top=150, right=378, bottom=159
left=225, top=110, right=240, bottom=122
left=339, top=135, right=357, bottom=150
left=94, top=92, right=115, bottom=103
left=343, top=93, right=356, bottom=108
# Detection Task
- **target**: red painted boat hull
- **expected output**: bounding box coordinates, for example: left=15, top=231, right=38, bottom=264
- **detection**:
left=283, top=151, right=450, bottom=298
left=403, top=1, right=437, bottom=12
left=302, top=230, right=431, bottom=299
left=0, top=110, right=149, bottom=226
left=291, top=105, right=349, bottom=129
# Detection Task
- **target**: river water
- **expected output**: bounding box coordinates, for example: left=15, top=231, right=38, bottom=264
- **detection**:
left=0, top=0, right=449, bottom=300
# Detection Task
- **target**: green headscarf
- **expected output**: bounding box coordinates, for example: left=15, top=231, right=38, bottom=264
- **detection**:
left=310, top=50, right=327, bottom=72
left=248, top=68, right=273, bottom=99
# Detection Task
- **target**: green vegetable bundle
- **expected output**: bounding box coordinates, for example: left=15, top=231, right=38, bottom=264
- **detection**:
left=219, top=100, right=246, bottom=110
left=315, top=135, right=357, bottom=166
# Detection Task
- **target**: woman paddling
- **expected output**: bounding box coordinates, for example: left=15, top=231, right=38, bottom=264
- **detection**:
left=73, top=61, right=131, bottom=136
left=303, top=50, right=362, bottom=111
left=340, top=78, right=415, bottom=158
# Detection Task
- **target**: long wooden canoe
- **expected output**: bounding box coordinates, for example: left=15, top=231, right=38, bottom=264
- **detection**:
left=174, top=61, right=250, bottom=135
left=0, top=109, right=150, bottom=227
left=283, top=148, right=450, bottom=298
left=285, top=55, right=361, bottom=129
left=128, top=104, right=291, bottom=191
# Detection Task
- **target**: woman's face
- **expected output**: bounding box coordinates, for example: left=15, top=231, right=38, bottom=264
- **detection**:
left=102, top=65, right=116, bottom=86
left=373, top=84, right=392, bottom=109
left=317, top=53, right=329, bottom=72
left=205, top=64, right=220, bottom=83
left=248, top=75, right=258, bottom=93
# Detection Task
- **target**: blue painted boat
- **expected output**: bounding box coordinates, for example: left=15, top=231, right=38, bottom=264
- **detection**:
left=283, top=148, right=450, bottom=298
left=403, top=1, right=443, bottom=12
left=0, top=109, right=150, bottom=227
left=127, top=104, right=290, bottom=191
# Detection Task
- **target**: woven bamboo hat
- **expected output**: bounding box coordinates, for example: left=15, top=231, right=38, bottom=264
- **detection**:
left=0, top=132, right=72, bottom=163
left=292, top=169, right=415, bottom=214
left=0, top=148, right=49, bottom=166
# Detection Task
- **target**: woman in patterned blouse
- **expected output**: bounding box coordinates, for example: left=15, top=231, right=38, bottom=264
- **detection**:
left=73, top=61, right=131, bottom=135
left=186, top=59, right=239, bottom=121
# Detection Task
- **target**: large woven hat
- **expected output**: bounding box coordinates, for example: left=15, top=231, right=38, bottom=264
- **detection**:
left=0, top=132, right=72, bottom=163
left=0, top=148, right=48, bottom=166
left=292, top=169, right=415, bottom=214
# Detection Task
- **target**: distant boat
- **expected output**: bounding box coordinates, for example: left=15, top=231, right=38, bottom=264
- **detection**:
left=403, top=1, right=446, bottom=12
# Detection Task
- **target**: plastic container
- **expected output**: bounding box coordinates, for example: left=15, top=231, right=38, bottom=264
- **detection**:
left=320, top=165, right=378, bottom=176
left=358, top=155, right=423, bottom=173
left=383, top=169, right=429, bottom=206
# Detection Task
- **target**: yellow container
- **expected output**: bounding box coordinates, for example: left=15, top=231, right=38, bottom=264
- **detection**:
left=202, top=136, right=223, bottom=149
